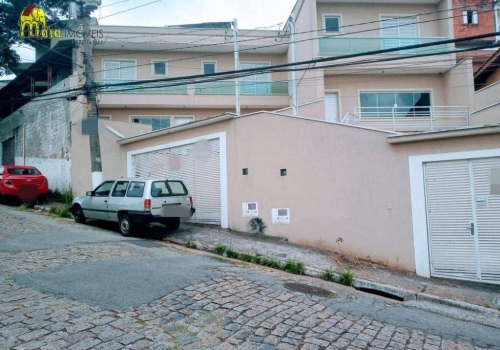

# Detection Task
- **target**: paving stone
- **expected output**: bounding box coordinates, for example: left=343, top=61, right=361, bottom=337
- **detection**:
left=68, top=338, right=101, bottom=350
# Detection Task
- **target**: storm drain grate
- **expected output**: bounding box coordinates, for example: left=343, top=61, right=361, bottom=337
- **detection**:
left=125, top=240, right=164, bottom=249
left=284, top=282, right=335, bottom=298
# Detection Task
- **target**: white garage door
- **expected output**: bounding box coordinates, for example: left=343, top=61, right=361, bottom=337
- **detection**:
left=131, top=139, right=221, bottom=225
left=424, top=157, right=500, bottom=284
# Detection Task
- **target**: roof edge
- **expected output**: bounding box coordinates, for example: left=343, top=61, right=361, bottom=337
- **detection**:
left=387, top=124, right=500, bottom=144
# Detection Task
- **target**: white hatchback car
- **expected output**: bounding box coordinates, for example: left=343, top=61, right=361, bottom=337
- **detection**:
left=71, top=178, right=195, bottom=236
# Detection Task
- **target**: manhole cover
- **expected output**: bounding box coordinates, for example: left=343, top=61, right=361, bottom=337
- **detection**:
left=126, top=240, right=164, bottom=248
left=284, top=282, right=335, bottom=298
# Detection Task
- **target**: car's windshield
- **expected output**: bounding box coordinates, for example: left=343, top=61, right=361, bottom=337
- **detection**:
left=7, top=168, right=41, bottom=175
left=151, top=181, right=187, bottom=197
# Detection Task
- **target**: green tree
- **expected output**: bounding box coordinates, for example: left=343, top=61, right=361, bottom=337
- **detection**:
left=0, top=0, right=68, bottom=76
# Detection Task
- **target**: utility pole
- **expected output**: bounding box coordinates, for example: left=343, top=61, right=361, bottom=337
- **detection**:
left=233, top=19, right=241, bottom=116
left=289, top=15, right=298, bottom=117
left=77, top=0, right=103, bottom=188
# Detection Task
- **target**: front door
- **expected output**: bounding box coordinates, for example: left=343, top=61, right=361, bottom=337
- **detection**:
left=424, top=157, right=500, bottom=284
left=82, top=181, right=114, bottom=220
left=325, top=93, right=339, bottom=122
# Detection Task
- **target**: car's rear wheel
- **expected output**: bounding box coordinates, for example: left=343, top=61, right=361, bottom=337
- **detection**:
left=164, top=217, right=180, bottom=231
left=119, top=214, right=134, bottom=237
left=73, top=205, right=86, bottom=224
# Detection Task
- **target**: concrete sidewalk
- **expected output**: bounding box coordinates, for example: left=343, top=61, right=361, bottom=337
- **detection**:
left=165, top=223, right=500, bottom=322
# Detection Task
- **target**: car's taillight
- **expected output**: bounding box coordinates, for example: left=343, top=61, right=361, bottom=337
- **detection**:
left=4, top=180, right=12, bottom=186
left=189, top=196, right=194, bottom=206
left=144, top=199, right=151, bottom=211
left=42, top=178, right=48, bottom=186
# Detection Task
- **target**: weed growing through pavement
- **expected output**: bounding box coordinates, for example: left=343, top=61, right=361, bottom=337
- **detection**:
left=338, top=271, right=355, bottom=286
left=185, top=240, right=198, bottom=249
left=322, top=268, right=335, bottom=282
left=283, top=259, right=305, bottom=275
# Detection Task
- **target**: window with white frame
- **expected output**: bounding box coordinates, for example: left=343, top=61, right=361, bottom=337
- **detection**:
left=131, top=116, right=171, bottom=131
left=463, top=10, right=479, bottom=25
left=202, top=61, right=217, bottom=75
left=323, top=15, right=342, bottom=33
left=152, top=60, right=168, bottom=76
left=359, top=91, right=431, bottom=118
left=241, top=62, right=270, bottom=94
left=103, top=60, right=136, bottom=80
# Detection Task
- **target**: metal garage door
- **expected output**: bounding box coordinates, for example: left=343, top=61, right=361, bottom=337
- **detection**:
left=131, top=139, right=221, bottom=225
left=2, top=138, right=15, bottom=165
left=424, top=157, right=500, bottom=284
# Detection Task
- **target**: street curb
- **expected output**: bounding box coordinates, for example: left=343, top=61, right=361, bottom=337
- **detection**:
left=166, top=237, right=500, bottom=318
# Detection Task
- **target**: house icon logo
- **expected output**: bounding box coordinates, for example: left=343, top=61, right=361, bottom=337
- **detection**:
left=19, top=4, right=60, bottom=39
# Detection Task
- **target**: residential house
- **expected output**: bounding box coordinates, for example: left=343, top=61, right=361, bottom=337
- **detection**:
left=471, top=47, right=500, bottom=123
left=1, top=0, right=499, bottom=284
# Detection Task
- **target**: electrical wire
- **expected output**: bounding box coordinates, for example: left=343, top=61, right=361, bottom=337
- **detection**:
left=99, top=0, right=162, bottom=20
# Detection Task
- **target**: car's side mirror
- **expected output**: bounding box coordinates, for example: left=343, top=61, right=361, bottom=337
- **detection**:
left=86, top=191, right=94, bottom=196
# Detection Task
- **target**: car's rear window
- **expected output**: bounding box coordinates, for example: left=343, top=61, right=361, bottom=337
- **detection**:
left=7, top=168, right=41, bottom=175
left=127, top=182, right=145, bottom=198
left=151, top=181, right=187, bottom=197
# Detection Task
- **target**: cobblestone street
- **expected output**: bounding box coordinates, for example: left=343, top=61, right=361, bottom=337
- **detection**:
left=0, top=205, right=499, bottom=350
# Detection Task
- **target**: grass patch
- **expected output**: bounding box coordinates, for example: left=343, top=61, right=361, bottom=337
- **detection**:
left=213, top=244, right=228, bottom=255
left=224, top=247, right=239, bottom=259
left=18, top=203, right=29, bottom=211
left=283, top=259, right=305, bottom=275
left=338, top=271, right=355, bottom=287
left=185, top=240, right=198, bottom=249
left=260, top=256, right=283, bottom=269
left=49, top=206, right=72, bottom=219
left=322, top=268, right=335, bottom=282
left=251, top=254, right=262, bottom=265
left=238, top=253, right=253, bottom=263
left=48, top=186, right=73, bottom=205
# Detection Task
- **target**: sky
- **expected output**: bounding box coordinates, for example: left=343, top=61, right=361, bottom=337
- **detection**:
left=3, top=0, right=297, bottom=80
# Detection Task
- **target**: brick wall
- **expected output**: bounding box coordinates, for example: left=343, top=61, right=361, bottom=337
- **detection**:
left=453, top=0, right=495, bottom=39
left=0, top=79, right=72, bottom=191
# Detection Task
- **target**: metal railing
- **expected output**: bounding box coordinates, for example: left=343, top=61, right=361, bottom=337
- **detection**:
left=195, top=80, right=289, bottom=95
left=96, top=79, right=188, bottom=94
left=318, top=36, right=449, bottom=56
left=342, top=106, right=469, bottom=132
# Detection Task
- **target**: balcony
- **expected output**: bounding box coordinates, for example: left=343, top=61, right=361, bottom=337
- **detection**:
left=318, top=36, right=450, bottom=56
left=96, top=79, right=188, bottom=94
left=341, top=106, right=469, bottom=132
left=195, top=80, right=289, bottom=95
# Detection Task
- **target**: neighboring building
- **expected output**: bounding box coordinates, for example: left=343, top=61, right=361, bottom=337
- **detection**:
left=470, top=48, right=500, bottom=123
left=453, top=0, right=497, bottom=72
left=1, top=0, right=499, bottom=284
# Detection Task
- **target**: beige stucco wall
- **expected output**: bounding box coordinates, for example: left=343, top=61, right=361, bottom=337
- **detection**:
left=118, top=111, right=500, bottom=271
left=324, top=74, right=447, bottom=117
left=471, top=81, right=500, bottom=126
left=93, top=50, right=288, bottom=82
left=316, top=3, right=444, bottom=37
left=444, top=58, right=474, bottom=110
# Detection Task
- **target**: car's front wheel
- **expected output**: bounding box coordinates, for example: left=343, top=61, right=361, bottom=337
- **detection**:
left=119, top=214, right=134, bottom=237
left=72, top=205, right=86, bottom=224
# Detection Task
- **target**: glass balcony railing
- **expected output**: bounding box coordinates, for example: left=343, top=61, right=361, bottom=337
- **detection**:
left=96, top=79, right=188, bottom=94
left=195, top=80, right=289, bottom=95
left=318, top=36, right=450, bottom=56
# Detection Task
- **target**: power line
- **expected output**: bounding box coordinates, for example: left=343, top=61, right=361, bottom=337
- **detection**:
left=99, top=0, right=162, bottom=20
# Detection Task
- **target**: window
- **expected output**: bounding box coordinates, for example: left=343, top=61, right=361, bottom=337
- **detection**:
left=132, top=117, right=171, bottom=131
left=202, top=61, right=217, bottom=75
left=359, top=91, right=431, bottom=117
left=152, top=60, right=168, bottom=76
left=94, top=181, right=115, bottom=197
left=102, top=60, right=136, bottom=80
left=112, top=181, right=129, bottom=197
left=463, top=10, right=479, bottom=25
left=324, top=15, right=341, bottom=33
left=127, top=182, right=145, bottom=198
left=241, top=62, right=271, bottom=94
left=174, top=117, right=194, bottom=126
left=7, top=168, right=41, bottom=175
left=151, top=181, right=187, bottom=197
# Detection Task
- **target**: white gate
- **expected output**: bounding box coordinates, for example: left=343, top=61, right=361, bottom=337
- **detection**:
left=424, top=157, right=500, bottom=284
left=131, top=139, right=221, bottom=225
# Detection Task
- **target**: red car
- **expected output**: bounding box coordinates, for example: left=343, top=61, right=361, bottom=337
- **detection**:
left=0, top=165, right=49, bottom=202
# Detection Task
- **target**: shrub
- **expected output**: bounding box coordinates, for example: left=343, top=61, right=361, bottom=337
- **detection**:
left=185, top=240, right=197, bottom=249
left=322, top=268, right=335, bottom=282
left=213, top=244, right=228, bottom=256
left=338, top=271, right=355, bottom=287
left=283, top=259, right=305, bottom=275
left=260, top=256, right=283, bottom=269
left=238, top=253, right=253, bottom=262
